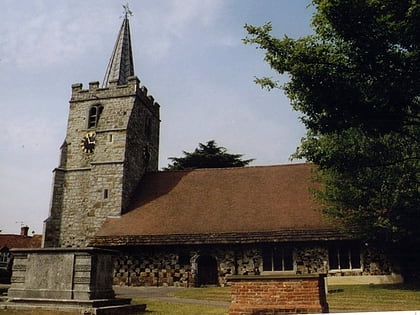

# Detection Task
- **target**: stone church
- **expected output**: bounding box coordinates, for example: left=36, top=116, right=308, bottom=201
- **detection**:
left=42, top=15, right=401, bottom=287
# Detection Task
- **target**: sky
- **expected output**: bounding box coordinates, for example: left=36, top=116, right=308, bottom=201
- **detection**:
left=0, top=0, right=314, bottom=234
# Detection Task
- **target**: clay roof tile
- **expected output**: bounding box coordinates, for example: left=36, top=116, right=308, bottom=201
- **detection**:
left=95, top=164, right=333, bottom=244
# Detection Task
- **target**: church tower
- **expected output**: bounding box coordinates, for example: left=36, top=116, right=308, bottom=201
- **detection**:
left=43, top=14, right=160, bottom=247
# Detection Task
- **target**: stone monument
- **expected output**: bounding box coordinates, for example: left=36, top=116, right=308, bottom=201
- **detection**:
left=5, top=248, right=144, bottom=314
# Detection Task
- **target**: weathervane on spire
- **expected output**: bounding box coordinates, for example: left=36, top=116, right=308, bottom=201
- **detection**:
left=122, top=3, right=133, bottom=19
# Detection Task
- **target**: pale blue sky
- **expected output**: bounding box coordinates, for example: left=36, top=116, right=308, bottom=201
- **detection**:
left=0, top=0, right=314, bottom=234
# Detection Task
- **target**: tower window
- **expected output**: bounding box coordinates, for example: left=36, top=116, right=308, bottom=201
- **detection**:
left=142, top=145, right=151, bottom=163
left=88, top=105, right=103, bottom=128
left=103, top=189, right=109, bottom=199
left=144, top=116, right=152, bottom=140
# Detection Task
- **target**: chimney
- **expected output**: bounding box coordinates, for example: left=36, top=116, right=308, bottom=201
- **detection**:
left=20, top=226, right=29, bottom=237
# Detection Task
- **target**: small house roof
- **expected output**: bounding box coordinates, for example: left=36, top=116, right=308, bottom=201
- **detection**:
left=93, top=163, right=343, bottom=246
left=0, top=234, right=42, bottom=251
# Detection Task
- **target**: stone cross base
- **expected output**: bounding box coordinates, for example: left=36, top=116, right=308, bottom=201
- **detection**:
left=227, top=274, right=329, bottom=315
left=2, top=247, right=146, bottom=314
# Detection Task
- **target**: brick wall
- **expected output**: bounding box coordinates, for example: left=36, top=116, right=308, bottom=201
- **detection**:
left=228, top=274, right=328, bottom=315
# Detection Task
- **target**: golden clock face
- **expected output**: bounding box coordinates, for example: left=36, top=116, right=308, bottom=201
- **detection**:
left=81, top=131, right=96, bottom=153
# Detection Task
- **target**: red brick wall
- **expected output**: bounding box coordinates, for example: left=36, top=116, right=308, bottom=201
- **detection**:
left=228, top=274, right=328, bottom=315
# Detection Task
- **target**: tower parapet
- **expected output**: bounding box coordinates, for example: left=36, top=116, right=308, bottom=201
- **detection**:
left=70, top=77, right=160, bottom=115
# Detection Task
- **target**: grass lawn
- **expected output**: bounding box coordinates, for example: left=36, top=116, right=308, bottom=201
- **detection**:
left=327, top=284, right=420, bottom=312
left=2, top=284, right=420, bottom=314
left=171, top=287, right=231, bottom=302
left=170, top=284, right=420, bottom=313
left=132, top=299, right=227, bottom=315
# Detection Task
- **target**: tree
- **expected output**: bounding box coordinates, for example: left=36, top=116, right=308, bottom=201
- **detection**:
left=244, top=0, right=419, bottom=278
left=244, top=1, right=419, bottom=135
left=164, top=140, right=254, bottom=170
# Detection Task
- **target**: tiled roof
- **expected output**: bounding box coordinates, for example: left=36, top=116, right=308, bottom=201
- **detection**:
left=0, top=234, right=42, bottom=251
left=93, top=163, right=340, bottom=246
left=93, top=230, right=349, bottom=246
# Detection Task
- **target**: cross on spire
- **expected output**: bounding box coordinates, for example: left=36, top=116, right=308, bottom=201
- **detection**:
left=122, top=3, right=133, bottom=19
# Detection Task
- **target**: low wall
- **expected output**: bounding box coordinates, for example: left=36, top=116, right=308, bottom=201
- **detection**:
left=227, top=274, right=328, bottom=315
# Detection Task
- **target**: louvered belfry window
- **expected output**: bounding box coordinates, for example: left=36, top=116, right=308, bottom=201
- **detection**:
left=88, top=105, right=103, bottom=128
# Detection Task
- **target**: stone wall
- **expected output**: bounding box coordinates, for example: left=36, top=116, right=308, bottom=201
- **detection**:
left=112, top=242, right=397, bottom=287
left=43, top=77, right=160, bottom=248
left=114, top=251, right=194, bottom=287
left=295, top=246, right=328, bottom=274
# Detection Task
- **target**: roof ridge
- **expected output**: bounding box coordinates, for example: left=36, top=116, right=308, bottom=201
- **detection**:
left=154, top=162, right=311, bottom=174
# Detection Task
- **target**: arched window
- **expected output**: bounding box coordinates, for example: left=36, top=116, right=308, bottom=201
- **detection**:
left=88, top=105, right=103, bottom=128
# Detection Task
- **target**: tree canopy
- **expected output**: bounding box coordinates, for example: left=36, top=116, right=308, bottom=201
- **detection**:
left=164, top=140, right=254, bottom=171
left=244, top=1, right=419, bottom=135
left=244, top=0, right=419, bottom=277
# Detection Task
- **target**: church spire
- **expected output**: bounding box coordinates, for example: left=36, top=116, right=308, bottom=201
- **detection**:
left=102, top=6, right=135, bottom=87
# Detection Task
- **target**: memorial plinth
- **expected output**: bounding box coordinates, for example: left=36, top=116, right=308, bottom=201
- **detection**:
left=2, top=247, right=145, bottom=314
